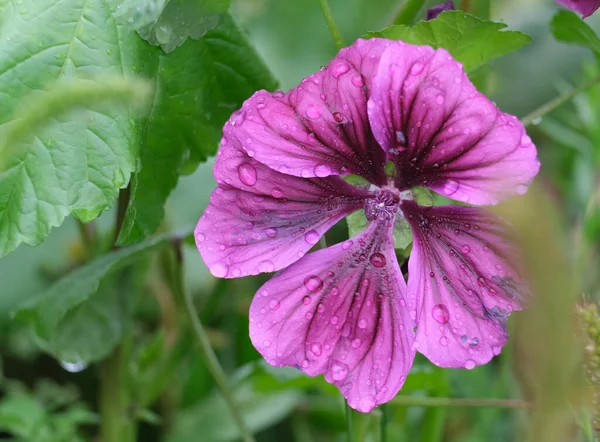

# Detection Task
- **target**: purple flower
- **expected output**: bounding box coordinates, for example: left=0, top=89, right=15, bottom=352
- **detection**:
left=426, top=1, right=455, bottom=20
left=556, top=0, right=600, bottom=17
left=195, top=39, right=540, bottom=412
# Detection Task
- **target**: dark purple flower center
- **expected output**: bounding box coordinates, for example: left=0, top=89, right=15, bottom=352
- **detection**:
left=364, top=190, right=399, bottom=221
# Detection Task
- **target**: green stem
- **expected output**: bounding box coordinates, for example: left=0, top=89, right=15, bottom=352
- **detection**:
left=345, top=402, right=355, bottom=442
left=392, top=0, right=426, bottom=25
left=318, top=0, right=344, bottom=50
left=380, top=403, right=388, bottom=442
left=521, top=75, right=600, bottom=127
left=175, top=244, right=255, bottom=442
left=390, top=396, right=530, bottom=408
left=99, top=341, right=136, bottom=442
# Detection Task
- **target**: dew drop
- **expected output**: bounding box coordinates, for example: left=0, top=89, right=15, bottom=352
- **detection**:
left=265, top=227, right=278, bottom=238
left=410, top=62, right=424, bottom=75
left=520, top=135, right=532, bottom=147
left=305, top=230, right=320, bottom=245
left=301, top=359, right=309, bottom=368
left=268, top=298, right=280, bottom=310
left=516, top=184, right=528, bottom=195
left=465, top=359, right=476, bottom=370
left=439, top=336, right=448, bottom=346
left=331, top=315, right=339, bottom=324
left=263, top=340, right=271, bottom=347
left=332, top=62, right=350, bottom=78
left=432, top=304, right=450, bottom=324
left=237, top=162, right=257, bottom=186
left=369, top=253, right=386, bottom=268
left=436, top=94, right=445, bottom=105
left=310, top=343, right=322, bottom=356
left=273, top=90, right=285, bottom=98
left=351, top=338, right=362, bottom=348
left=351, top=75, right=364, bottom=87
left=342, top=240, right=353, bottom=250
left=302, top=296, right=312, bottom=305
left=443, top=179, right=459, bottom=196
left=358, top=319, right=368, bottom=329
left=259, top=260, right=275, bottom=273
left=304, top=275, right=324, bottom=292
left=477, top=276, right=486, bottom=287
left=358, top=396, right=376, bottom=412
left=329, top=361, right=349, bottom=380
left=314, top=164, right=332, bottom=177
left=332, top=112, right=344, bottom=123
left=271, top=187, right=284, bottom=198
left=230, top=110, right=246, bottom=126
left=306, top=104, right=322, bottom=119
left=210, top=262, right=229, bottom=278
left=196, top=232, right=205, bottom=242
left=461, top=244, right=471, bottom=254
left=395, top=131, right=406, bottom=145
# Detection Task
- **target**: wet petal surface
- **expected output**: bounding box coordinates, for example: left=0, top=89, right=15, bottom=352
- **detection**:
left=249, top=220, right=416, bottom=411
left=402, top=200, right=526, bottom=368
left=229, top=39, right=393, bottom=185
left=368, top=42, right=539, bottom=205
left=195, top=126, right=371, bottom=278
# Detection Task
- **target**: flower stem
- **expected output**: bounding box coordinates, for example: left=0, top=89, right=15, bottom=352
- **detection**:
left=390, top=396, right=530, bottom=408
left=175, top=244, right=255, bottom=442
left=521, top=75, right=600, bottom=127
left=318, top=0, right=344, bottom=50
left=380, top=403, right=388, bottom=442
left=345, top=402, right=355, bottom=442
left=392, top=0, right=426, bottom=25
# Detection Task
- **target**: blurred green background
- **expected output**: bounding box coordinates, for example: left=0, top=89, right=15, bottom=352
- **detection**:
left=1, top=0, right=599, bottom=441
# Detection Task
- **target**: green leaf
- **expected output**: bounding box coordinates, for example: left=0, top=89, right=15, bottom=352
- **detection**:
left=0, top=0, right=152, bottom=258
left=168, top=379, right=301, bottom=442
left=0, top=393, right=47, bottom=438
left=550, top=10, right=600, bottom=58
left=366, top=11, right=531, bottom=72
left=137, top=0, right=232, bottom=53
left=13, top=227, right=193, bottom=362
left=117, top=15, right=278, bottom=245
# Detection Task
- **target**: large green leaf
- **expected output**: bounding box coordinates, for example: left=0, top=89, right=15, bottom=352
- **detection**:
left=366, top=11, right=531, bottom=72
left=0, top=0, right=152, bottom=258
left=117, top=15, right=278, bottom=245
left=13, top=227, right=193, bottom=362
left=551, top=10, right=600, bottom=58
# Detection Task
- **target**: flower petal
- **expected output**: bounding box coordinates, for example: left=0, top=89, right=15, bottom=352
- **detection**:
left=229, top=39, right=393, bottom=185
left=195, top=126, right=371, bottom=278
left=368, top=42, right=540, bottom=205
left=401, top=200, right=526, bottom=369
left=426, top=1, right=455, bottom=20
left=249, top=220, right=416, bottom=412
left=556, top=0, right=600, bottom=18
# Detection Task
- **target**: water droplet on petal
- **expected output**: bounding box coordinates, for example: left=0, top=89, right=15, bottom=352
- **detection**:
left=410, top=62, right=424, bottom=75
left=520, top=135, right=532, bottom=147
left=369, top=253, right=386, bottom=268
left=443, top=179, right=459, bottom=196
left=332, top=112, right=344, bottom=123
left=432, top=304, right=450, bottom=324
left=265, top=227, right=278, bottom=238
left=271, top=187, right=284, bottom=198
left=516, top=184, right=528, bottom=195
left=436, top=94, right=445, bottom=105
left=359, top=396, right=376, bottom=412
left=263, top=340, right=271, bottom=347
left=465, top=359, right=476, bottom=370
left=310, top=343, right=322, bottom=356
left=306, top=104, right=322, bottom=119
left=351, top=75, right=364, bottom=87
left=439, top=336, right=448, bottom=346
left=268, top=298, right=280, bottom=310
left=196, top=232, right=205, bottom=242
left=461, top=244, right=471, bottom=254
left=331, top=315, right=339, bottom=324
left=314, top=164, right=332, bottom=177
left=351, top=338, right=361, bottom=348
left=210, top=262, right=229, bottom=278
left=358, top=319, right=368, bottom=329
left=341, top=323, right=351, bottom=337
left=332, top=62, right=350, bottom=78
left=237, top=162, right=257, bottom=186
left=305, top=230, right=320, bottom=245
left=273, top=90, right=285, bottom=98
left=230, top=110, right=246, bottom=126
left=259, top=260, right=275, bottom=273
left=304, top=275, right=323, bottom=292
left=342, top=240, right=353, bottom=250
left=302, top=296, right=312, bottom=305
left=330, top=361, right=349, bottom=381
